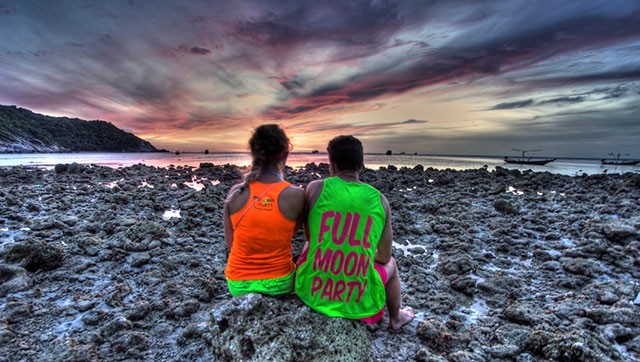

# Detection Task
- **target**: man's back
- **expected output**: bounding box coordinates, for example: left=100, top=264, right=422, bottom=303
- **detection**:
left=295, top=177, right=386, bottom=318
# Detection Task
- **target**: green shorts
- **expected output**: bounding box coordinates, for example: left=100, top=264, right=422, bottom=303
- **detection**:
left=227, top=269, right=295, bottom=297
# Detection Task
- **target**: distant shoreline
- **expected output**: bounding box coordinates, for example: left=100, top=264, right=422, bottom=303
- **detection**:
left=0, top=150, right=627, bottom=162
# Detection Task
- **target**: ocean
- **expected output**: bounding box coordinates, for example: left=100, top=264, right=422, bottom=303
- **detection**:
left=0, top=152, right=638, bottom=176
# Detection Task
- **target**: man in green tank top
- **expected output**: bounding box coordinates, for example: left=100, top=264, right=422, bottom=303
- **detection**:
left=295, top=135, right=414, bottom=330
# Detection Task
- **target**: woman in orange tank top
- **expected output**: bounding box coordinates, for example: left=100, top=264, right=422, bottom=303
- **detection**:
left=223, top=124, right=305, bottom=296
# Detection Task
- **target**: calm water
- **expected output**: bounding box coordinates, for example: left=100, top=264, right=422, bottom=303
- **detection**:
left=0, top=152, right=638, bottom=176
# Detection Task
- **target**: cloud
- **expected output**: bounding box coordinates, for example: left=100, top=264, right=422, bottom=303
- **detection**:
left=178, top=45, right=212, bottom=55
left=491, top=99, right=534, bottom=109
left=1, top=0, right=640, bottom=155
left=0, top=5, right=15, bottom=15
left=262, top=5, right=640, bottom=119
left=189, top=46, right=211, bottom=55
left=403, top=119, right=428, bottom=124
left=490, top=96, right=585, bottom=110
left=538, top=96, right=585, bottom=105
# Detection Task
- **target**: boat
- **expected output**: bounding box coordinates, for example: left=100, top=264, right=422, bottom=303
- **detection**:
left=175, top=150, right=180, bottom=155
left=504, top=157, right=556, bottom=165
left=311, top=150, right=319, bottom=154
left=504, top=149, right=555, bottom=165
left=204, top=149, right=209, bottom=154
left=385, top=150, right=392, bottom=155
left=601, top=153, right=639, bottom=165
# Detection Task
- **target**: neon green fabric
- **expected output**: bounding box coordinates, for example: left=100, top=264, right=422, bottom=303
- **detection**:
left=295, top=177, right=386, bottom=318
left=227, top=269, right=295, bottom=297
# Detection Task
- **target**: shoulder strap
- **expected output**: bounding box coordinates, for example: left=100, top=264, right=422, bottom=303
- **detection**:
left=233, top=182, right=281, bottom=230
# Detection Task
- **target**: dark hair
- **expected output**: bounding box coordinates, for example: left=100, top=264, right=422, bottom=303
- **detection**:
left=243, top=124, right=290, bottom=185
left=327, top=135, right=364, bottom=171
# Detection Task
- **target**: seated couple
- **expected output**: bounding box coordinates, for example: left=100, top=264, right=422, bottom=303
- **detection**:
left=223, top=125, right=414, bottom=330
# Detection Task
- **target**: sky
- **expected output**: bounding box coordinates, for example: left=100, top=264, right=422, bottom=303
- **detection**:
left=1, top=0, right=639, bottom=157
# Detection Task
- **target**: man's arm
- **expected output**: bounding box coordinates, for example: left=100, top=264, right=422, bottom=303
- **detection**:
left=300, top=180, right=323, bottom=264
left=375, top=192, right=393, bottom=264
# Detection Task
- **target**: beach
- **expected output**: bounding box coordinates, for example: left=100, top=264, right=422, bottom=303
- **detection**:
left=0, top=162, right=639, bottom=361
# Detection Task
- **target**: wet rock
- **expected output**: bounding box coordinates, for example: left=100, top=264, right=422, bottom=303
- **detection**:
left=190, top=277, right=216, bottom=303
left=126, top=302, right=151, bottom=321
left=503, top=302, right=539, bottom=326
left=54, top=163, right=68, bottom=173
left=417, top=318, right=470, bottom=354
left=477, top=274, right=524, bottom=303
left=59, top=215, right=79, bottom=226
left=208, top=294, right=370, bottom=361
left=56, top=343, right=97, bottom=362
left=562, top=258, right=604, bottom=277
left=602, top=224, right=638, bottom=244
left=414, top=348, right=447, bottom=361
left=167, top=299, right=200, bottom=319
left=74, top=300, right=96, bottom=312
left=178, top=322, right=208, bottom=346
left=0, top=263, right=32, bottom=297
left=29, top=220, right=55, bottom=231
left=601, top=323, right=638, bottom=344
left=585, top=307, right=640, bottom=326
left=439, top=253, right=474, bottom=276
left=540, top=260, right=563, bottom=271
left=101, top=316, right=133, bottom=337
left=627, top=335, right=640, bottom=353
left=112, top=192, right=129, bottom=204
left=0, top=327, right=14, bottom=344
left=427, top=293, right=457, bottom=314
left=525, top=329, right=622, bottom=361
left=82, top=310, right=108, bottom=326
left=492, top=323, right=532, bottom=349
left=131, top=252, right=151, bottom=267
left=125, top=221, right=168, bottom=242
left=447, top=351, right=485, bottom=362
left=490, top=184, right=507, bottom=195
left=1, top=301, right=33, bottom=323
left=450, top=276, right=476, bottom=296
left=0, top=239, right=64, bottom=272
left=490, top=344, right=521, bottom=358
left=494, top=199, right=519, bottom=214
left=112, top=331, right=150, bottom=355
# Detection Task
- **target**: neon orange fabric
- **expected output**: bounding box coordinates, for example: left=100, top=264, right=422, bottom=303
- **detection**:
left=226, top=181, right=296, bottom=281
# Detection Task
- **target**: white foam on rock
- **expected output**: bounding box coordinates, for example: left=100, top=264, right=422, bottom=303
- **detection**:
left=184, top=175, right=207, bottom=191
left=162, top=209, right=181, bottom=220
left=105, top=178, right=124, bottom=189
left=466, top=297, right=489, bottom=325
left=138, top=179, right=154, bottom=188
left=392, top=239, right=427, bottom=257
left=508, top=186, right=524, bottom=195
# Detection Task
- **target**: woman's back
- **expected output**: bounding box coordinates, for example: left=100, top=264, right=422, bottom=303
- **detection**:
left=221, top=124, right=304, bottom=296
left=226, top=180, right=300, bottom=281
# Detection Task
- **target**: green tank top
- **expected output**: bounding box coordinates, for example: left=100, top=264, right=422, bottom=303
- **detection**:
left=295, top=177, right=386, bottom=318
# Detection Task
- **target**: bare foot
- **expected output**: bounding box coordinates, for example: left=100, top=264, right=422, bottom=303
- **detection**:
left=389, top=307, right=415, bottom=330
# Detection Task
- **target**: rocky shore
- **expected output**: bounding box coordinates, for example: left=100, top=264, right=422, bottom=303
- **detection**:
left=0, top=162, right=639, bottom=361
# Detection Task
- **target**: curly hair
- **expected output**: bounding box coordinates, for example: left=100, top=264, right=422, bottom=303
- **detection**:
left=243, top=124, right=290, bottom=185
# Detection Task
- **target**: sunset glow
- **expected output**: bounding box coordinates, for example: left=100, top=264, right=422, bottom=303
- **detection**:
left=1, top=0, right=639, bottom=157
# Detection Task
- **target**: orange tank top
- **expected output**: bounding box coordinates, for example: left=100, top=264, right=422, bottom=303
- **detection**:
left=225, top=181, right=296, bottom=281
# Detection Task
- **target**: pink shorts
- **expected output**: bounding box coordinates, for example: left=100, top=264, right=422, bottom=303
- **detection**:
left=356, top=263, right=388, bottom=325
